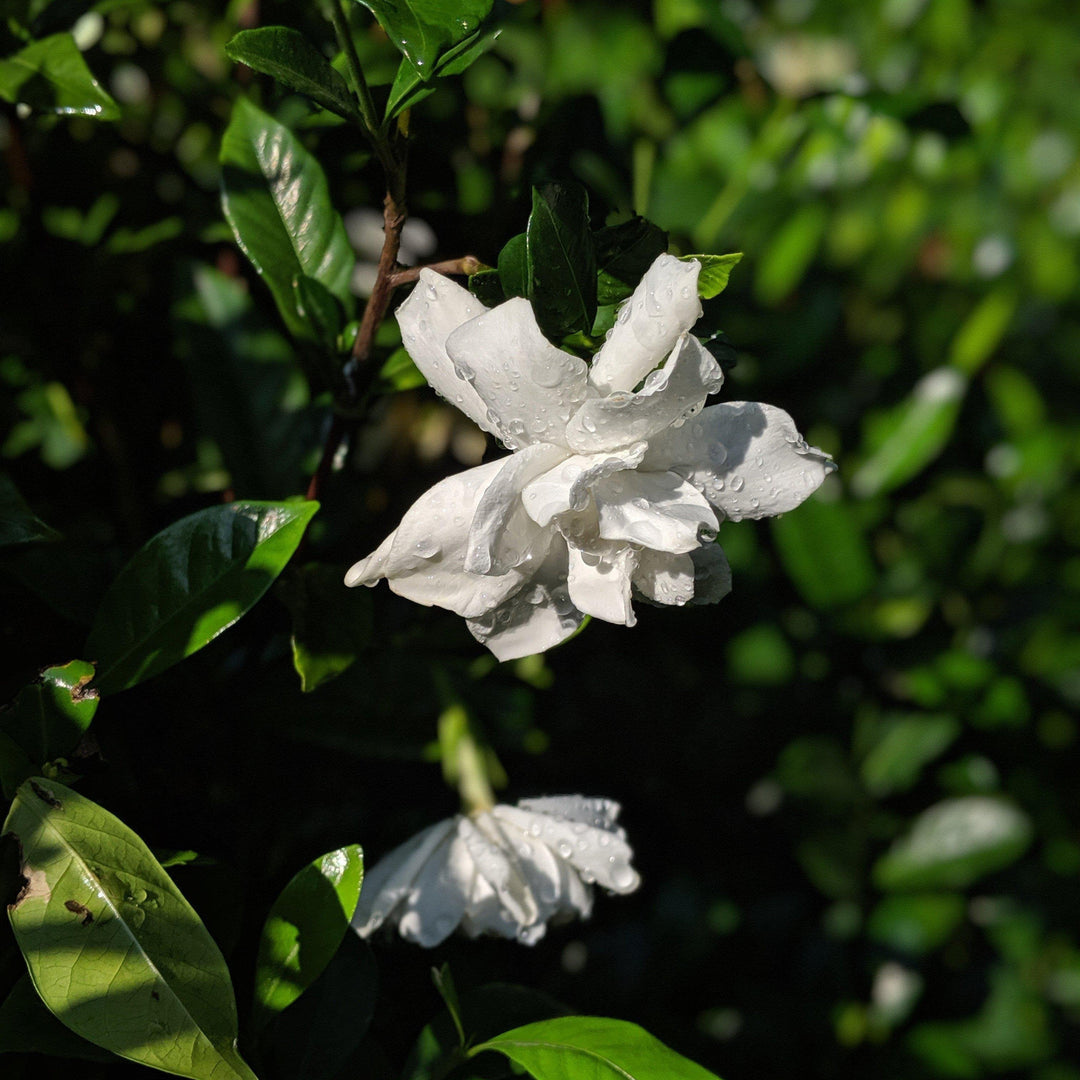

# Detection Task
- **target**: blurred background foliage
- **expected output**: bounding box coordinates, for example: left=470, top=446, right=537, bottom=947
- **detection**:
left=2, top=0, right=1079, bottom=1078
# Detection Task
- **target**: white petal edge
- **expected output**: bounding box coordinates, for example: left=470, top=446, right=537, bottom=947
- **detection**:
left=632, top=549, right=696, bottom=606
left=566, top=543, right=637, bottom=626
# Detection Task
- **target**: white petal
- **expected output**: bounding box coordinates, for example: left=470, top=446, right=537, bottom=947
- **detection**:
left=397, top=270, right=494, bottom=434
left=566, top=543, right=637, bottom=626
left=459, top=873, right=521, bottom=940
left=351, top=818, right=457, bottom=936
left=593, top=470, right=718, bottom=555
left=642, top=401, right=835, bottom=521
left=589, top=254, right=703, bottom=395
left=521, top=443, right=647, bottom=528
left=446, top=297, right=589, bottom=448
left=464, top=442, right=566, bottom=575
left=689, top=542, right=733, bottom=604
left=565, top=333, right=723, bottom=454
left=467, top=542, right=584, bottom=662
left=487, top=808, right=565, bottom=921
left=460, top=814, right=538, bottom=928
left=632, top=549, right=696, bottom=606
left=516, top=796, right=623, bottom=834
left=345, top=459, right=534, bottom=619
left=396, top=830, right=473, bottom=947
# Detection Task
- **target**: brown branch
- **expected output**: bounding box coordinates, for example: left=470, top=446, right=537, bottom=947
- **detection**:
left=389, top=255, right=486, bottom=289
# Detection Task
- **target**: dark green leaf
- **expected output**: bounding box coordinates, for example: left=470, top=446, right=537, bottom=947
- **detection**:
left=860, top=714, right=961, bottom=797
left=473, top=1016, right=721, bottom=1080
left=681, top=252, right=743, bottom=299
left=277, top=563, right=374, bottom=692
left=378, top=345, right=427, bottom=391
left=85, top=500, right=319, bottom=695
left=259, top=935, right=377, bottom=1080
left=526, top=184, right=597, bottom=339
left=468, top=268, right=505, bottom=307
left=384, top=27, right=497, bottom=119
left=867, top=894, right=965, bottom=956
left=253, top=843, right=364, bottom=1027
left=0, top=33, right=119, bottom=119
left=0, top=659, right=98, bottom=766
left=874, top=797, right=1034, bottom=891
left=220, top=98, right=354, bottom=340
left=293, top=273, right=344, bottom=353
left=0, top=731, right=35, bottom=802
left=0, top=975, right=116, bottom=1061
left=225, top=28, right=359, bottom=120
left=3, top=778, right=257, bottom=1080
left=0, top=474, right=60, bottom=547
left=497, top=232, right=528, bottom=300
left=354, top=0, right=493, bottom=81
left=594, top=217, right=668, bottom=304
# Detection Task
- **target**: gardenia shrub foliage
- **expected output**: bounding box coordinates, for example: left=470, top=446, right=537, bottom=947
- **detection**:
left=4, top=1, right=1072, bottom=1080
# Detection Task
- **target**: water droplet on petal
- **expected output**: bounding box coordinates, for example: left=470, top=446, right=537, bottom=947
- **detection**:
left=731, top=475, right=745, bottom=492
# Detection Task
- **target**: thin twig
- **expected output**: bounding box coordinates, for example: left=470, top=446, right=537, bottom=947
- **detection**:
left=389, top=255, right=486, bottom=288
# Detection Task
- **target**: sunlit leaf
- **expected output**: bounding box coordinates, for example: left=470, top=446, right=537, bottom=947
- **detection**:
left=3, top=778, right=257, bottom=1080
left=0, top=33, right=119, bottom=119
left=680, top=252, right=742, bottom=299
left=0, top=659, right=98, bottom=766
left=385, top=27, right=497, bottom=119
left=85, top=501, right=319, bottom=695
left=473, top=1016, right=721, bottom=1080
left=253, top=844, right=364, bottom=1027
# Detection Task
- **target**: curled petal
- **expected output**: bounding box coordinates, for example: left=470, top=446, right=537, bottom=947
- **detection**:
left=397, top=830, right=473, bottom=947
left=565, top=333, right=723, bottom=454
left=593, top=470, right=718, bottom=555
left=521, top=443, right=647, bottom=528
left=461, top=815, right=539, bottom=928
left=688, top=542, right=732, bottom=605
left=397, top=270, right=494, bottom=434
left=464, top=442, right=566, bottom=575
left=446, top=298, right=589, bottom=448
left=567, top=543, right=637, bottom=626
left=642, top=401, right=835, bottom=521
left=632, top=549, right=696, bottom=606
left=344, top=458, right=533, bottom=618
left=589, top=254, right=703, bottom=395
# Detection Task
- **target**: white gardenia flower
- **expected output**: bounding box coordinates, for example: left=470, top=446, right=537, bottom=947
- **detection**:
left=346, top=253, right=834, bottom=660
left=351, top=796, right=640, bottom=947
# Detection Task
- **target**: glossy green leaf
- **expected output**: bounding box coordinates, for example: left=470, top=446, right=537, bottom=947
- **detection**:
left=277, top=563, right=373, bottom=692
left=497, top=232, right=528, bottom=300
left=769, top=492, right=877, bottom=609
left=681, top=252, right=743, bottom=299
left=3, top=778, right=257, bottom=1080
left=0, top=474, right=61, bottom=547
left=472, top=1016, right=721, bottom=1080
left=860, top=714, right=960, bottom=796
left=851, top=367, right=968, bottom=498
left=293, top=273, right=344, bottom=353
left=220, top=98, right=354, bottom=340
left=874, top=796, right=1033, bottom=891
left=355, top=0, right=493, bottom=81
left=595, top=217, right=668, bottom=305
left=0, top=659, right=98, bottom=766
left=259, top=935, right=377, bottom=1080
left=85, top=500, right=319, bottom=695
left=225, top=28, right=359, bottom=120
left=253, top=843, right=363, bottom=1027
left=0, top=974, right=116, bottom=1061
left=0, top=33, right=119, bottom=119
left=468, top=268, right=505, bottom=307
left=527, top=184, right=597, bottom=340
left=385, top=27, right=497, bottom=119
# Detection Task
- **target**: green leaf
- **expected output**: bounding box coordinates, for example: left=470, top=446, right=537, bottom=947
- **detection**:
left=594, top=217, right=668, bottom=305
left=526, top=184, right=597, bottom=340
left=860, top=714, right=961, bottom=797
left=468, top=268, right=505, bottom=307
left=754, top=203, right=827, bottom=305
left=874, top=796, right=1034, bottom=891
left=85, top=500, right=319, bottom=695
left=293, top=273, right=344, bottom=354
left=3, top=778, right=257, bottom=1080
left=225, top=28, right=359, bottom=120
left=220, top=98, right=354, bottom=340
left=0, top=974, right=116, bottom=1061
left=851, top=367, right=967, bottom=498
left=259, top=935, right=377, bottom=1080
left=867, top=894, right=965, bottom=956
left=0, top=473, right=61, bottom=547
left=385, top=27, right=497, bottom=119
left=355, top=0, right=493, bottom=81
left=0, top=730, right=35, bottom=802
left=0, top=33, right=119, bottom=119
left=681, top=252, right=743, bottom=299
left=769, top=492, right=877, bottom=609
left=0, top=659, right=98, bottom=766
left=253, top=844, right=364, bottom=1028
left=497, top=232, right=528, bottom=300
left=472, top=1017, right=721, bottom=1080
left=378, top=346, right=428, bottom=391
left=277, top=563, right=374, bottom=692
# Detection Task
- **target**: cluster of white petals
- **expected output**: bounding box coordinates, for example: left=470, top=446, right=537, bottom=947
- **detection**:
left=351, top=796, right=640, bottom=947
left=346, top=253, right=834, bottom=660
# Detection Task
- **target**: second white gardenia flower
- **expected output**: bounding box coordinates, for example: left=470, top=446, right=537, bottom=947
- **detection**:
left=346, top=252, right=834, bottom=660
left=351, top=796, right=640, bottom=947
